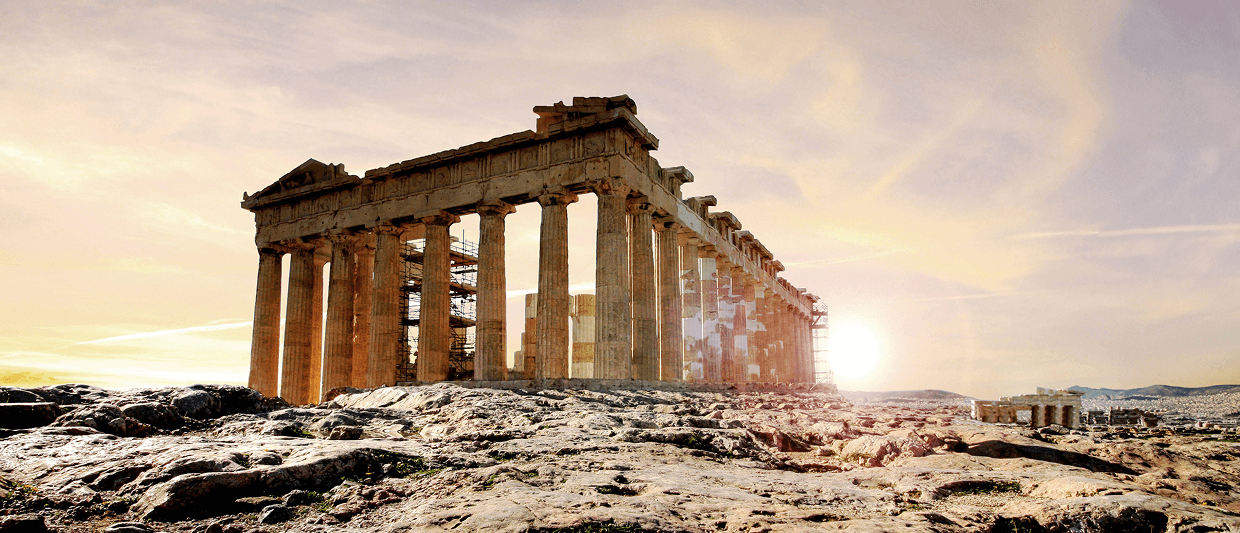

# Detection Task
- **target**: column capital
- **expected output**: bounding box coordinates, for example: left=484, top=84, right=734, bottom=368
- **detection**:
left=476, top=199, right=516, bottom=218
left=420, top=210, right=461, bottom=226
left=589, top=177, right=631, bottom=197
left=678, top=232, right=702, bottom=247
left=326, top=230, right=356, bottom=247
left=537, top=190, right=579, bottom=207
left=257, top=244, right=286, bottom=256
left=699, top=245, right=719, bottom=259
left=371, top=223, right=405, bottom=236
left=281, top=239, right=319, bottom=253
left=625, top=196, right=657, bottom=215
left=652, top=213, right=681, bottom=231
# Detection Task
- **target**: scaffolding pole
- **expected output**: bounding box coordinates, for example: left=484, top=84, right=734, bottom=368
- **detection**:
left=811, top=301, right=834, bottom=390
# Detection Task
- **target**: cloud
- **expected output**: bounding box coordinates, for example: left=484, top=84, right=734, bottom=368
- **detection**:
left=73, top=321, right=252, bottom=346
left=1012, top=224, right=1240, bottom=240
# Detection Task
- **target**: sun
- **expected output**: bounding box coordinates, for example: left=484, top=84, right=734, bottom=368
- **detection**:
left=828, top=324, right=880, bottom=380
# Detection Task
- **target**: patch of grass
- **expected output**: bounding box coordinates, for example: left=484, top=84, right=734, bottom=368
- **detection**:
left=489, top=450, right=522, bottom=462
left=950, top=480, right=1021, bottom=496
left=371, top=450, right=441, bottom=478
left=0, top=478, right=37, bottom=503
left=235, top=453, right=252, bottom=468
left=992, top=516, right=1044, bottom=533
left=288, top=426, right=314, bottom=439
left=481, top=473, right=503, bottom=489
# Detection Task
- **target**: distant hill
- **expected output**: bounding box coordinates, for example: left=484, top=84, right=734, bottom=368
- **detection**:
left=841, top=389, right=970, bottom=402
left=1067, top=384, right=1240, bottom=399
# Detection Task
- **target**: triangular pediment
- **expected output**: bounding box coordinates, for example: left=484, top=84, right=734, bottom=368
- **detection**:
left=242, top=159, right=360, bottom=209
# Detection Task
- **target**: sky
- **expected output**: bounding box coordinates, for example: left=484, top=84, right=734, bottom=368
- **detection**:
left=0, top=1, right=1237, bottom=399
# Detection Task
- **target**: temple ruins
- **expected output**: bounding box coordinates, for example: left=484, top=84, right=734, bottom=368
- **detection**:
left=241, top=96, right=822, bottom=404
left=972, top=388, right=1083, bottom=429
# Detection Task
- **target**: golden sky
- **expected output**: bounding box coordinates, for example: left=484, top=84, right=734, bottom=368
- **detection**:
left=1, top=1, right=1237, bottom=398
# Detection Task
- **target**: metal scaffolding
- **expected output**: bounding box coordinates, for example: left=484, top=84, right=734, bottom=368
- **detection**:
left=397, top=235, right=479, bottom=381
left=811, top=301, right=834, bottom=389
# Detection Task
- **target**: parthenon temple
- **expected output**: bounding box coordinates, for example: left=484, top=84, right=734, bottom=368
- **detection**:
left=241, top=95, right=823, bottom=404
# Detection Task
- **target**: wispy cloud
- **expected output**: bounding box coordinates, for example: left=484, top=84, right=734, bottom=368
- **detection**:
left=1011, top=224, right=1240, bottom=240
left=73, top=321, right=252, bottom=346
left=785, top=248, right=916, bottom=267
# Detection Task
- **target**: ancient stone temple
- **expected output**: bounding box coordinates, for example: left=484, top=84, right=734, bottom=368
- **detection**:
left=241, top=96, right=820, bottom=403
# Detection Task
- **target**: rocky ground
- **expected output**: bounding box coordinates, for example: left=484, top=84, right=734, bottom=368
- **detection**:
left=2, top=383, right=1240, bottom=532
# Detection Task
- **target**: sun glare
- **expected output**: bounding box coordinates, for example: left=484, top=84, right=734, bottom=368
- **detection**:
left=828, top=324, right=880, bottom=380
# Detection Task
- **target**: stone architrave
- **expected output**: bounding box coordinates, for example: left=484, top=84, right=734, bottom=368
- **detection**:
left=280, top=243, right=317, bottom=404
left=476, top=200, right=515, bottom=381
left=653, top=215, right=682, bottom=381
left=248, top=247, right=283, bottom=398
left=716, top=260, right=735, bottom=382
left=417, top=211, right=460, bottom=383
left=322, top=233, right=355, bottom=393
left=571, top=294, right=596, bottom=378
left=367, top=224, right=404, bottom=387
left=628, top=198, right=658, bottom=382
left=680, top=234, right=703, bottom=382
left=534, top=191, right=578, bottom=380
left=592, top=179, right=632, bottom=380
left=699, top=248, right=721, bottom=383
left=308, top=255, right=326, bottom=403
left=350, top=241, right=374, bottom=387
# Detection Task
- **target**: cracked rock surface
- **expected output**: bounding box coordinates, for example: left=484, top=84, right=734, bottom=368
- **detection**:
left=2, top=383, right=1240, bottom=532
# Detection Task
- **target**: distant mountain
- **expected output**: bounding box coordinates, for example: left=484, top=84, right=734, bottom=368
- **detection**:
left=840, top=389, right=970, bottom=402
left=1067, top=384, right=1240, bottom=399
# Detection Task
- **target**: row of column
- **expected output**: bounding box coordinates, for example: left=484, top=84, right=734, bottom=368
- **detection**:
left=249, top=182, right=815, bottom=402
left=249, top=203, right=516, bottom=403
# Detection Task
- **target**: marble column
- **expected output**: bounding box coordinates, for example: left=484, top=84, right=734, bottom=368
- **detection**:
left=367, top=224, right=403, bottom=387
left=699, top=248, right=721, bottom=383
left=594, top=179, right=632, bottom=380
left=322, top=233, right=355, bottom=393
left=654, top=215, right=682, bottom=382
left=280, top=243, right=316, bottom=404
left=628, top=199, right=658, bottom=382
left=350, top=242, right=373, bottom=387
left=308, top=255, right=326, bottom=402
left=801, top=312, right=815, bottom=383
left=535, top=191, right=577, bottom=380
left=753, top=287, right=770, bottom=382
left=571, top=294, right=596, bottom=378
left=716, top=260, right=735, bottom=382
left=730, top=267, right=750, bottom=383
left=248, top=247, right=283, bottom=398
left=417, top=212, right=460, bottom=382
left=742, top=275, right=758, bottom=382
left=680, top=234, right=702, bottom=382
left=476, top=200, right=515, bottom=381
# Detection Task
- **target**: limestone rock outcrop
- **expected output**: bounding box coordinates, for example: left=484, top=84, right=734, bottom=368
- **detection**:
left=2, top=382, right=1239, bottom=532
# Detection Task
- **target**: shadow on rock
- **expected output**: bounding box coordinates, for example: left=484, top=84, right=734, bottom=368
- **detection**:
left=966, top=440, right=1137, bottom=475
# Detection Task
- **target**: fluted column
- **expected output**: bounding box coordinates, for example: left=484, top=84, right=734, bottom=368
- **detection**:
left=801, top=312, right=815, bottom=383
left=367, top=224, right=403, bottom=387
left=417, top=212, right=460, bottom=382
left=754, top=286, right=770, bottom=382
left=308, top=254, right=326, bottom=402
left=730, top=267, right=750, bottom=383
left=594, top=179, right=632, bottom=380
left=700, top=248, right=721, bottom=383
left=680, top=234, right=702, bottom=382
left=476, top=200, right=515, bottom=381
left=776, top=301, right=792, bottom=383
left=628, top=199, right=658, bottom=382
left=280, top=243, right=316, bottom=404
left=322, top=233, right=355, bottom=393
left=716, top=260, right=735, bottom=383
left=654, top=215, right=682, bottom=382
left=535, top=191, right=578, bottom=380
left=742, top=275, right=758, bottom=382
left=351, top=241, right=374, bottom=387
left=248, top=247, right=283, bottom=398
